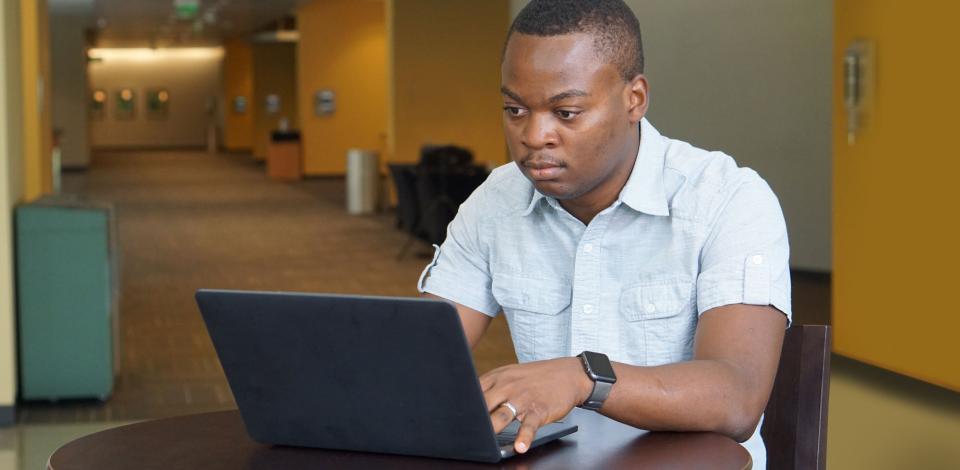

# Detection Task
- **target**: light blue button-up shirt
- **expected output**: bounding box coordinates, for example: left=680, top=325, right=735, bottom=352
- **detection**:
left=418, top=118, right=791, bottom=468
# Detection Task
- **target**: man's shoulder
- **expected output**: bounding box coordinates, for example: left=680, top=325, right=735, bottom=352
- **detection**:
left=664, top=138, right=763, bottom=192
left=661, top=136, right=770, bottom=221
left=466, top=162, right=536, bottom=217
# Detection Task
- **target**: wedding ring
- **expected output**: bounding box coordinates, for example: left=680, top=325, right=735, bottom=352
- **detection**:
left=501, top=401, right=519, bottom=421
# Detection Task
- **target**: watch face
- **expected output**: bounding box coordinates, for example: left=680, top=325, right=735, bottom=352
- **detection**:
left=583, top=351, right=616, bottom=381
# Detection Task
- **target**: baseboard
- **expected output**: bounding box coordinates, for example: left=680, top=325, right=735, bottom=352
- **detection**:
left=93, top=145, right=206, bottom=152
left=832, top=354, right=959, bottom=402
left=220, top=148, right=253, bottom=155
left=0, top=405, right=14, bottom=426
left=790, top=269, right=831, bottom=282
left=302, top=174, right=345, bottom=180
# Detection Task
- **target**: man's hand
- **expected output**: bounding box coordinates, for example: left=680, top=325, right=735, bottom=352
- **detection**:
left=479, top=357, right=593, bottom=454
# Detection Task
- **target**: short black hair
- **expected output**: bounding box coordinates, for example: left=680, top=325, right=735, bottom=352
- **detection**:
left=506, top=0, right=644, bottom=81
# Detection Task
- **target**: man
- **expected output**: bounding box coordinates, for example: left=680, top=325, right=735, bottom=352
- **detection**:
left=418, top=1, right=790, bottom=467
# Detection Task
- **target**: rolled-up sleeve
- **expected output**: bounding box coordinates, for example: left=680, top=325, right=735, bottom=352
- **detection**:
left=417, top=186, right=500, bottom=316
left=695, top=174, right=792, bottom=324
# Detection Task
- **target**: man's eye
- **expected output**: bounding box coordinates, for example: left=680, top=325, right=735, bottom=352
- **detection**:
left=503, top=106, right=526, bottom=117
left=556, top=110, right=580, bottom=120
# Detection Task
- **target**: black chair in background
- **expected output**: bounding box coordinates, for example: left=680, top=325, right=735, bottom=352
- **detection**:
left=390, top=145, right=488, bottom=260
left=419, top=145, right=474, bottom=168
left=415, top=164, right=487, bottom=247
left=388, top=163, right=422, bottom=237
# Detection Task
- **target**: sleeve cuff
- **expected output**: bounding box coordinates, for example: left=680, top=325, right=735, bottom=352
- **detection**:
left=417, top=244, right=500, bottom=316
left=697, top=281, right=793, bottom=327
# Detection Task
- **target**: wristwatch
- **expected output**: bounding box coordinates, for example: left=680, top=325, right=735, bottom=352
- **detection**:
left=577, top=351, right=617, bottom=411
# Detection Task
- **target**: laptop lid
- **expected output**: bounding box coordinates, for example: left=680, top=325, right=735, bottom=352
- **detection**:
left=196, top=289, right=508, bottom=462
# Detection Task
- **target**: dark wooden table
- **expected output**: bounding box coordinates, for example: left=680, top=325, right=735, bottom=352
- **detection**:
left=48, top=409, right=751, bottom=469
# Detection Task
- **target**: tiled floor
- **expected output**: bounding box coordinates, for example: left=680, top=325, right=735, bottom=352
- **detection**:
left=19, top=150, right=515, bottom=425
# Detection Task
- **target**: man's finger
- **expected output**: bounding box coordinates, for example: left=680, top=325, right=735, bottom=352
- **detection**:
left=490, top=403, right=517, bottom=434
left=478, top=372, right=496, bottom=392
left=514, top=410, right=543, bottom=454
left=482, top=386, right=510, bottom=413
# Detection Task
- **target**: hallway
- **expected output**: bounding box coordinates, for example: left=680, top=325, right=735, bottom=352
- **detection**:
left=19, top=149, right=516, bottom=423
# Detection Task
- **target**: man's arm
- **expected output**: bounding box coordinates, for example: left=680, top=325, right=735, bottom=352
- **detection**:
left=601, top=304, right=786, bottom=439
left=422, top=293, right=493, bottom=350
left=480, top=303, right=786, bottom=453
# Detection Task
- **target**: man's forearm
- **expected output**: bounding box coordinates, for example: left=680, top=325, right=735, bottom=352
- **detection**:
left=600, top=359, right=765, bottom=442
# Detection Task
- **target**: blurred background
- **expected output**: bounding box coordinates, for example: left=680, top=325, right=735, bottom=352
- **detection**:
left=0, top=0, right=957, bottom=468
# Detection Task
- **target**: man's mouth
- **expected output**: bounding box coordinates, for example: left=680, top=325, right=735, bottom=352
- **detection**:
left=523, top=160, right=565, bottom=181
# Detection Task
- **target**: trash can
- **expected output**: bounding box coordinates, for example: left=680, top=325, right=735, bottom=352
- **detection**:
left=346, top=149, right=379, bottom=214
left=267, top=131, right=302, bottom=181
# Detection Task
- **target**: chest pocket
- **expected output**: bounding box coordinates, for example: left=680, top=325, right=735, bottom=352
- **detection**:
left=620, top=276, right=697, bottom=366
left=492, top=274, right=572, bottom=363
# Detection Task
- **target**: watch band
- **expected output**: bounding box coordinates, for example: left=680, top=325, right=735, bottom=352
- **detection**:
left=581, top=379, right=613, bottom=411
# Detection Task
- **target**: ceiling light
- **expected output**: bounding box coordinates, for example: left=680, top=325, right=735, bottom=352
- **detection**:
left=87, top=47, right=224, bottom=62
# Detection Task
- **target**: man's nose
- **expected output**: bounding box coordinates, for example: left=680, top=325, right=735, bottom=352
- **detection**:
left=522, top=113, right=558, bottom=150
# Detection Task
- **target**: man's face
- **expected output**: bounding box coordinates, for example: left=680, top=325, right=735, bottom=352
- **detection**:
left=501, top=33, right=643, bottom=202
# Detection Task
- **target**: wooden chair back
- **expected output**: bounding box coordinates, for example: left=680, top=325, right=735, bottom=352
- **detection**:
left=761, top=325, right=832, bottom=470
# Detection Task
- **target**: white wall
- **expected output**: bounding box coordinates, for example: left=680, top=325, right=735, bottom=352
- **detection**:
left=50, top=13, right=90, bottom=168
left=509, top=0, right=833, bottom=271
left=0, top=0, right=25, bottom=429
left=87, top=48, right=223, bottom=148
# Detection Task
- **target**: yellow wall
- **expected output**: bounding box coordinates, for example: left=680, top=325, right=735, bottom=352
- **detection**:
left=296, top=0, right=386, bottom=175
left=251, top=42, right=298, bottom=160
left=388, top=0, right=509, bottom=167
left=222, top=38, right=255, bottom=151
left=832, top=0, right=959, bottom=391
left=20, top=0, right=52, bottom=199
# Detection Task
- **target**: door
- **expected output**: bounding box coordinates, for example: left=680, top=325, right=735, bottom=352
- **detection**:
left=833, top=1, right=959, bottom=391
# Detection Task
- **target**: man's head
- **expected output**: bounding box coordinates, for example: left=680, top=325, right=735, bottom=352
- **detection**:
left=501, top=0, right=648, bottom=209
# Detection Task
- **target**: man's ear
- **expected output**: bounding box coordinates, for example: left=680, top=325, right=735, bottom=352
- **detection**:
left=626, top=75, right=649, bottom=123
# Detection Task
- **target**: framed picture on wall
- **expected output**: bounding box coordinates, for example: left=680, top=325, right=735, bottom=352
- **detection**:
left=265, top=94, right=280, bottom=115
left=314, top=89, right=335, bottom=117
left=145, top=88, right=170, bottom=119
left=232, top=95, right=247, bottom=114
left=115, top=88, right=136, bottom=120
left=90, top=89, right=107, bottom=120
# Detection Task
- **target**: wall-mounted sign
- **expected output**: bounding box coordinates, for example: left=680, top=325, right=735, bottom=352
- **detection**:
left=146, top=88, right=170, bottom=119
left=90, top=88, right=106, bottom=120
left=174, top=0, right=199, bottom=19
left=314, top=89, right=335, bottom=116
left=232, top=95, right=247, bottom=114
left=265, top=94, right=280, bottom=115
left=115, top=88, right=135, bottom=120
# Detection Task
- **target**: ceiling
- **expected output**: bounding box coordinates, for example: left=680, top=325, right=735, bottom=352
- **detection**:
left=49, top=0, right=309, bottom=47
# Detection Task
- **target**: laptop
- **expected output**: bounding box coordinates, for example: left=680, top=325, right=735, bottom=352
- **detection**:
left=195, top=289, right=578, bottom=463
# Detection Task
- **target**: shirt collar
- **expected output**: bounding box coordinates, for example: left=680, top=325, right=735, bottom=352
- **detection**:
left=521, top=118, right=670, bottom=217
left=521, top=186, right=549, bottom=216
left=620, top=118, right=670, bottom=216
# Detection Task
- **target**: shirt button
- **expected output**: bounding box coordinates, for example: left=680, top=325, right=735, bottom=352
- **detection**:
left=752, top=255, right=764, bottom=265
left=645, top=303, right=657, bottom=314
left=583, top=243, right=594, bottom=253
left=583, top=304, right=594, bottom=314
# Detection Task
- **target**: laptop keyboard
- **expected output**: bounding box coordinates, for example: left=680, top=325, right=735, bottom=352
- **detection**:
left=496, top=432, right=518, bottom=446
left=496, top=421, right=521, bottom=446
